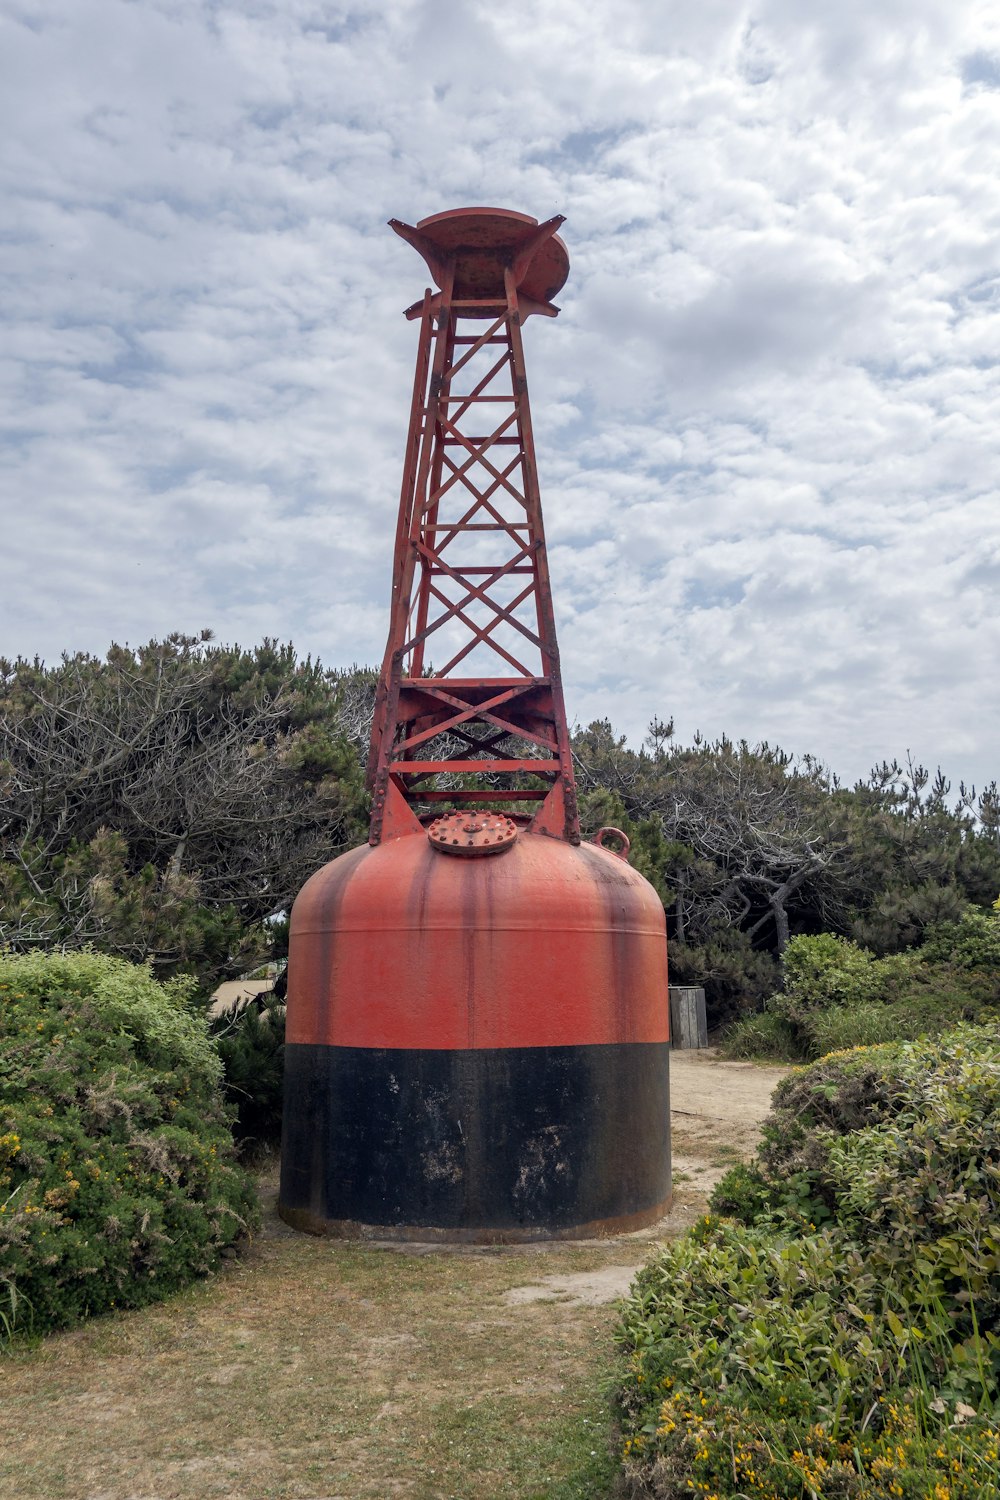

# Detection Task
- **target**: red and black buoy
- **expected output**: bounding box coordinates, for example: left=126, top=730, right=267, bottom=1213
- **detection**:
left=279, top=208, right=671, bottom=1241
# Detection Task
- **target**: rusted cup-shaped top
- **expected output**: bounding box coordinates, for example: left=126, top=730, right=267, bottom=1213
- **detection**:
left=390, top=206, right=570, bottom=306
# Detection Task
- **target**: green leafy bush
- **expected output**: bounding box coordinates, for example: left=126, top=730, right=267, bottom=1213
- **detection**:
left=751, top=1030, right=1000, bottom=1334
left=620, top=1214, right=1000, bottom=1497
left=0, top=950, right=258, bottom=1343
left=617, top=1026, right=1000, bottom=1497
left=723, top=918, right=1000, bottom=1061
left=731, top=1027, right=1000, bottom=1263
left=782, top=931, right=885, bottom=1008
left=752, top=1043, right=909, bottom=1190
left=921, top=906, right=1000, bottom=975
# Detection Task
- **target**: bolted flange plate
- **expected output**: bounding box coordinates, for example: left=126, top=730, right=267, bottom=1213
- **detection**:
left=427, top=811, right=519, bottom=856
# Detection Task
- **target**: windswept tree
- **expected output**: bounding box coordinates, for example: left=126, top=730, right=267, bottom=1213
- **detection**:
left=4, top=632, right=996, bottom=1013
left=575, top=721, right=848, bottom=945
left=573, top=719, right=1000, bottom=1025
left=840, top=756, right=1000, bottom=952
left=0, top=635, right=369, bottom=981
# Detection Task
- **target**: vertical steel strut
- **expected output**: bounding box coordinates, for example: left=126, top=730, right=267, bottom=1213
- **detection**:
left=367, top=208, right=580, bottom=846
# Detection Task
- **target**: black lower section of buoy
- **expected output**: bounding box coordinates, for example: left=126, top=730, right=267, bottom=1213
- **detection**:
left=279, top=1041, right=671, bottom=1238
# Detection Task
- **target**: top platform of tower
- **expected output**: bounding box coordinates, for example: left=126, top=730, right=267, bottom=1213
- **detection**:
left=389, top=206, right=570, bottom=308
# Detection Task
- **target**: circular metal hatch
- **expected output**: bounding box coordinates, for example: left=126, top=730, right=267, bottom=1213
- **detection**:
left=427, top=811, right=519, bottom=856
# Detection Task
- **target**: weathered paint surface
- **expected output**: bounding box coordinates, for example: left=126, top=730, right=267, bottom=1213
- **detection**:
left=278, top=829, right=670, bottom=1238
left=286, top=832, right=668, bottom=1052
left=280, top=1039, right=670, bottom=1241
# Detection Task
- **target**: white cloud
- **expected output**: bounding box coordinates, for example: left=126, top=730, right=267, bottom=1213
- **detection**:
left=2, top=0, right=999, bottom=792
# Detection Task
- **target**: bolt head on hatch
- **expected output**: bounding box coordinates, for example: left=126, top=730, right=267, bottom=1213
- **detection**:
left=427, top=811, right=519, bottom=856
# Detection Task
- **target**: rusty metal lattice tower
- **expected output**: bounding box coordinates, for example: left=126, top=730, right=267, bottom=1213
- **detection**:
left=366, top=207, right=580, bottom=846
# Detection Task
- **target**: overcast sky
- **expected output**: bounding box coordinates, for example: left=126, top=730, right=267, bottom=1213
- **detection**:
left=3, top=0, right=999, bottom=792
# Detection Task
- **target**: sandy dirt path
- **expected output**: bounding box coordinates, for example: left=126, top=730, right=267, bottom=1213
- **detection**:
left=668, top=1048, right=792, bottom=1196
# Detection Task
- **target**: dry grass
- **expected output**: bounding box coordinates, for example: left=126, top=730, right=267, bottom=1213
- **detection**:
left=0, top=1164, right=648, bottom=1500
left=0, top=1055, right=785, bottom=1499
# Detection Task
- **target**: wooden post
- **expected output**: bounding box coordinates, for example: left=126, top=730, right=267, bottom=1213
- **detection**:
left=669, top=986, right=708, bottom=1049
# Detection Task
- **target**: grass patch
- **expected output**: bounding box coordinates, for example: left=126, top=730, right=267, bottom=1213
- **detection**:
left=0, top=1159, right=635, bottom=1499
left=718, top=1009, right=800, bottom=1062
left=708, top=1144, right=743, bottom=1167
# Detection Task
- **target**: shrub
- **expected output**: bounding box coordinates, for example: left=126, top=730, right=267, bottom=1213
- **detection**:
left=752, top=1025, right=1000, bottom=1196
left=722, top=918, right=1000, bottom=1061
left=210, top=992, right=285, bottom=1151
left=0, top=950, right=258, bottom=1343
left=721, top=933, right=889, bottom=1059
left=921, top=905, right=1000, bottom=978
left=667, top=934, right=779, bottom=1031
left=774, top=1028, right=1000, bottom=1342
left=704, top=1160, right=772, bottom=1220
left=619, top=1216, right=1000, bottom=1499
left=716, top=1009, right=799, bottom=1061
left=617, top=1026, right=1000, bottom=1498
left=781, top=932, right=884, bottom=1008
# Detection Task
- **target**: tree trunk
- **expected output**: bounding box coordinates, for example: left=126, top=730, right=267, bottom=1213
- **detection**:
left=770, top=893, right=790, bottom=954
left=167, top=837, right=187, bottom=883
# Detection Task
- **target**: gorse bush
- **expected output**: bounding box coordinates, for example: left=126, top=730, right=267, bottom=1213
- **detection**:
left=0, top=951, right=258, bottom=1343
left=723, top=913, right=1000, bottom=1061
left=730, top=1029, right=1000, bottom=1341
left=620, top=1220, right=1000, bottom=1498
left=617, top=1025, right=1000, bottom=1498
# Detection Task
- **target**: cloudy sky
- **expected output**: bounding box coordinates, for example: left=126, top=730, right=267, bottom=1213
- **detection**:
left=3, top=0, right=999, bottom=792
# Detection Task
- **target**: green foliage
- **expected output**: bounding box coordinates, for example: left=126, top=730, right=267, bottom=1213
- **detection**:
left=621, top=1366, right=1000, bottom=1498
left=0, top=828, right=249, bottom=991
left=747, top=1029, right=1000, bottom=1303
left=730, top=1027, right=1000, bottom=1346
left=752, top=1043, right=910, bottom=1185
left=703, top=1160, right=773, bottom=1219
left=921, top=905, right=1000, bottom=974
left=0, top=636, right=369, bottom=984
left=711, top=1007, right=800, bottom=1061
left=0, top=950, right=258, bottom=1344
left=805, top=998, right=926, bottom=1055
left=724, top=921, right=1000, bottom=1060
left=781, top=931, right=884, bottom=1007
left=574, top=720, right=1000, bottom=1026
left=210, top=992, right=285, bottom=1151
left=669, top=934, right=779, bottom=1030
left=618, top=1026, right=1000, bottom=1497
left=577, top=769, right=782, bottom=1026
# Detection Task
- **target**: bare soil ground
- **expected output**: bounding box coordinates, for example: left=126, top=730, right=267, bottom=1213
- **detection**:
left=0, top=1051, right=788, bottom=1500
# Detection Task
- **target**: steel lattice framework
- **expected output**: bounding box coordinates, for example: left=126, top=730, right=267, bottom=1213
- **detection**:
left=367, top=208, right=580, bottom=846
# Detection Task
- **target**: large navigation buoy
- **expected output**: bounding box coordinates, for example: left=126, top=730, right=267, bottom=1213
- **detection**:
left=279, top=209, right=670, bottom=1241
